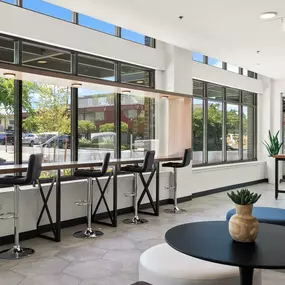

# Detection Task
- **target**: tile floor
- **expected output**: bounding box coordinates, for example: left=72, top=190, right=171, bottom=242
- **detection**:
left=0, top=182, right=285, bottom=284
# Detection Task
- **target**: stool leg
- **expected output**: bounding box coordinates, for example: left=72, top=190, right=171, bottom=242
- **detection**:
left=74, top=178, right=104, bottom=238
left=165, top=168, right=186, bottom=214
left=123, top=173, right=148, bottom=225
left=0, top=185, right=34, bottom=260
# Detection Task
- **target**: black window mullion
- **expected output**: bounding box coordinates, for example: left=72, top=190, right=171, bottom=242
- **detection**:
left=222, top=88, right=227, bottom=162
left=71, top=87, right=78, bottom=162
left=203, top=83, right=208, bottom=164
left=239, top=104, right=243, bottom=160
left=115, top=93, right=121, bottom=159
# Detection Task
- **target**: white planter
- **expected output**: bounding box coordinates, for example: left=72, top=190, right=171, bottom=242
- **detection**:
left=267, top=157, right=282, bottom=184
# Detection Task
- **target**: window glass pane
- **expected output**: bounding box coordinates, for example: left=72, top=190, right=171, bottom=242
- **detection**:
left=226, top=88, right=240, bottom=103
left=243, top=106, right=255, bottom=160
left=1, top=0, right=15, bottom=4
left=0, top=36, right=14, bottom=63
left=121, top=94, right=155, bottom=159
left=121, top=64, right=150, bottom=86
left=192, top=52, right=204, bottom=63
left=193, top=98, right=203, bottom=165
left=22, top=82, right=71, bottom=177
left=243, top=91, right=254, bottom=105
left=243, top=68, right=248, bottom=76
left=208, top=101, right=222, bottom=163
left=227, top=104, right=240, bottom=161
left=193, top=80, right=204, bottom=97
left=208, top=57, right=223, bottom=68
left=22, top=42, right=71, bottom=73
left=248, top=70, right=255, bottom=78
left=144, top=36, right=153, bottom=47
left=78, top=54, right=115, bottom=81
left=121, top=28, right=146, bottom=45
left=227, top=63, right=239, bottom=73
left=23, top=0, right=72, bottom=21
left=0, top=78, right=14, bottom=165
left=78, top=89, right=115, bottom=161
left=207, top=83, right=223, bottom=100
left=78, top=14, right=115, bottom=35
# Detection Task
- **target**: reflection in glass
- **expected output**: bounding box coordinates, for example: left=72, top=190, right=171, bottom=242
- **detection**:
left=207, top=83, right=223, bottom=100
left=78, top=14, right=115, bottom=35
left=227, top=63, right=239, bottom=73
left=226, top=88, right=240, bottom=103
left=22, top=42, right=71, bottom=73
left=193, top=80, right=204, bottom=97
left=226, top=104, right=240, bottom=161
left=121, top=64, right=151, bottom=86
left=208, top=57, right=223, bottom=68
left=243, top=106, right=254, bottom=160
left=1, top=0, right=15, bottom=4
left=121, top=29, right=146, bottom=45
left=243, top=91, right=255, bottom=105
left=193, top=98, right=203, bottom=165
left=207, top=101, right=222, bottom=163
left=0, top=36, right=14, bottom=63
left=121, top=94, right=155, bottom=159
left=78, top=89, right=115, bottom=161
left=23, top=0, right=72, bottom=21
left=78, top=54, right=115, bottom=81
left=192, top=52, right=204, bottom=63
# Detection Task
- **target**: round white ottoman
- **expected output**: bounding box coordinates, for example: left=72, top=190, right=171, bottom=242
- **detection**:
left=139, top=243, right=262, bottom=285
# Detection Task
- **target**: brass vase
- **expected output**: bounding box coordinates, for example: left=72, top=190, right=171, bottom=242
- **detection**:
left=228, top=204, right=259, bottom=242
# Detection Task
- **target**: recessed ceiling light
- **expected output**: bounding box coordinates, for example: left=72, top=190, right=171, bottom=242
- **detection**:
left=260, top=12, right=278, bottom=19
left=71, top=83, right=82, bottom=88
left=122, top=90, right=131, bottom=93
left=3, top=72, right=16, bottom=79
left=136, top=80, right=144, bottom=84
left=37, top=60, right=48, bottom=64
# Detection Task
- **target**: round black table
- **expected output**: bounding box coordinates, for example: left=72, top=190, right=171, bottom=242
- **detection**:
left=165, top=221, right=285, bottom=285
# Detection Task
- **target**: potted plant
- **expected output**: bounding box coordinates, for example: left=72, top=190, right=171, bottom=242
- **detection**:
left=263, top=130, right=283, bottom=184
left=227, top=189, right=261, bottom=242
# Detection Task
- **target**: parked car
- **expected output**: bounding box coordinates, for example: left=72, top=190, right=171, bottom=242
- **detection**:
left=22, top=133, right=39, bottom=147
left=42, top=135, right=71, bottom=149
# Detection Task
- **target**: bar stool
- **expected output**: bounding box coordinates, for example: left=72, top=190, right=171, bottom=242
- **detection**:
left=0, top=153, right=43, bottom=260
left=122, top=150, right=155, bottom=225
left=162, top=148, right=192, bottom=214
left=73, top=152, right=111, bottom=238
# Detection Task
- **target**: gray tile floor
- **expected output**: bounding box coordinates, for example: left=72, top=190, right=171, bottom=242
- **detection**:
left=0, top=182, right=285, bottom=284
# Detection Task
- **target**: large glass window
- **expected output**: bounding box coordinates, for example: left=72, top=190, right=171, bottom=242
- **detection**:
left=78, top=89, right=115, bottom=161
left=78, top=14, right=115, bottom=35
left=121, top=29, right=146, bottom=45
left=192, top=79, right=257, bottom=166
left=78, top=54, right=115, bottom=81
left=208, top=57, right=223, bottom=68
left=23, top=0, right=72, bottom=21
left=192, top=52, right=204, bottom=63
left=121, top=94, right=155, bottom=159
left=121, top=64, right=151, bottom=87
left=22, top=42, right=71, bottom=73
left=0, top=36, right=14, bottom=63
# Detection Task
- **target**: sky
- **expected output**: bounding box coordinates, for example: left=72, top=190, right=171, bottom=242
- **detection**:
left=3, top=0, right=146, bottom=45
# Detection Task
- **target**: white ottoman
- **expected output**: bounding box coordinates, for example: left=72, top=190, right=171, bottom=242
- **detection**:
left=139, top=243, right=262, bottom=285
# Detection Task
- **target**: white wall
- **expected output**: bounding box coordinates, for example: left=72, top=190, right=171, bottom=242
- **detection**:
left=0, top=2, right=165, bottom=70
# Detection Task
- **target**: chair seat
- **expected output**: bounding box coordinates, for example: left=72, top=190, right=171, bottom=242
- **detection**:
left=162, top=162, right=183, bottom=168
left=226, top=206, right=285, bottom=226
left=121, top=165, right=144, bottom=173
left=74, top=169, right=102, bottom=178
left=0, top=175, right=27, bottom=185
left=139, top=243, right=261, bottom=285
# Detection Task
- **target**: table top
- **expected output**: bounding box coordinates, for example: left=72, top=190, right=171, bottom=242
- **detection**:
left=165, top=221, right=285, bottom=269
left=273, top=155, right=285, bottom=159
left=0, top=155, right=182, bottom=174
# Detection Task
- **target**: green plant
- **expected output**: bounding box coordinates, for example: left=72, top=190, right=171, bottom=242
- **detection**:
left=227, top=189, right=261, bottom=205
left=263, top=130, right=283, bottom=156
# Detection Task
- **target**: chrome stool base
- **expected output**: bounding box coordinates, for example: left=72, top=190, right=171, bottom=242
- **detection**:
left=123, top=216, right=148, bottom=225
left=0, top=247, right=34, bottom=260
left=73, top=228, right=104, bottom=239
left=164, top=207, right=187, bottom=214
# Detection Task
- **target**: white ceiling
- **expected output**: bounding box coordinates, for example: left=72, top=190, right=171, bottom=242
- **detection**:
left=47, top=0, right=285, bottom=79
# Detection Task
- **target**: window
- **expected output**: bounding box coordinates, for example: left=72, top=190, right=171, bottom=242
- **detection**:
left=192, top=52, right=204, bottom=63
left=121, top=94, right=155, bottom=159
left=78, top=54, right=115, bottom=81
left=1, top=0, right=15, bottom=4
left=22, top=42, right=71, bottom=73
left=78, top=14, right=115, bottom=35
left=192, top=80, right=257, bottom=166
left=208, top=57, right=223, bottom=68
left=23, top=0, right=72, bottom=21
left=78, top=89, right=115, bottom=161
left=248, top=71, right=256, bottom=78
left=226, top=63, right=239, bottom=73
left=121, top=64, right=152, bottom=87
left=0, top=36, right=14, bottom=63
left=121, top=29, right=146, bottom=45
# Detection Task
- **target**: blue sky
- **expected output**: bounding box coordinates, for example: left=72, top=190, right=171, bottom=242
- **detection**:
left=3, top=0, right=146, bottom=44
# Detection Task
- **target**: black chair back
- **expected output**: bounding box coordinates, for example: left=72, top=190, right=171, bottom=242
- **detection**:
left=141, top=150, right=155, bottom=172
left=181, top=148, right=193, bottom=167
left=100, top=152, right=111, bottom=175
left=25, top=153, right=43, bottom=184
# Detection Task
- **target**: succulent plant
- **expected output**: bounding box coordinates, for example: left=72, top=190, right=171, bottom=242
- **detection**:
left=227, top=189, right=261, bottom=205
left=263, top=130, right=283, bottom=156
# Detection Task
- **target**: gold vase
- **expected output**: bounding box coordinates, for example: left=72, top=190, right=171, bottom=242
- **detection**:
left=228, top=204, right=259, bottom=243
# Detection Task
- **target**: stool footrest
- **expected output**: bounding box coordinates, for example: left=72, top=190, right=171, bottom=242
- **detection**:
left=75, top=200, right=89, bottom=206
left=124, top=192, right=135, bottom=197
left=165, top=186, right=175, bottom=190
left=0, top=212, right=14, bottom=220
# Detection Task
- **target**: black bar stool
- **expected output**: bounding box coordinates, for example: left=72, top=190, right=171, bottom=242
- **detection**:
left=0, top=153, right=43, bottom=260
left=162, top=148, right=192, bottom=214
left=74, top=152, right=111, bottom=238
left=122, top=150, right=155, bottom=225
